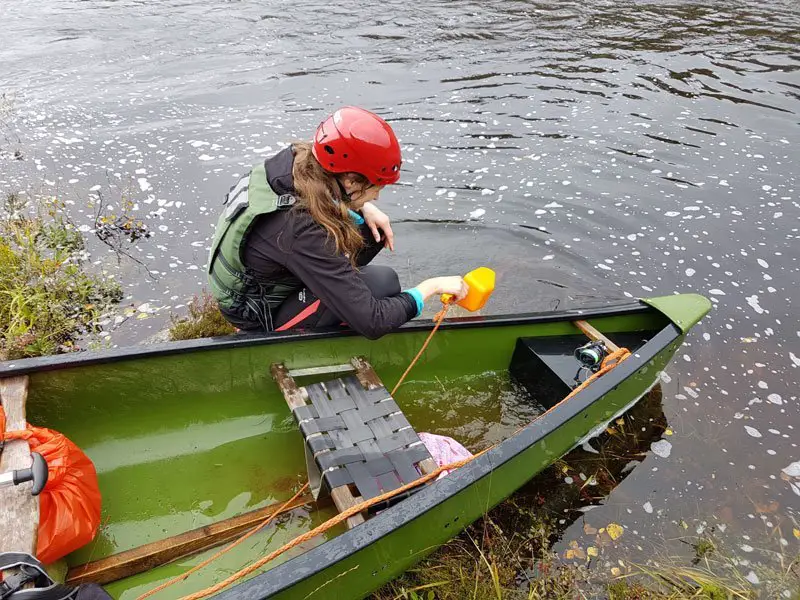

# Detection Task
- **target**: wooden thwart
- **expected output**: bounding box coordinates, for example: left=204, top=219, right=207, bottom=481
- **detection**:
left=66, top=492, right=316, bottom=586
left=574, top=320, right=620, bottom=353
left=0, top=375, right=38, bottom=552
left=272, top=358, right=435, bottom=530
left=0, top=375, right=38, bottom=587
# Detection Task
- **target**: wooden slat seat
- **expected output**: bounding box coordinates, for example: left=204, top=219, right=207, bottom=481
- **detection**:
left=271, top=358, right=435, bottom=528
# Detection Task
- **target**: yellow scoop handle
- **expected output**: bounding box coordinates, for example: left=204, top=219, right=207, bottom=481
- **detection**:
left=438, top=267, right=496, bottom=312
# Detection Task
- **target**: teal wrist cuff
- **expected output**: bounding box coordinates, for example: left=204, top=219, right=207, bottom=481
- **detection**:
left=348, top=209, right=365, bottom=225
left=405, top=288, right=424, bottom=317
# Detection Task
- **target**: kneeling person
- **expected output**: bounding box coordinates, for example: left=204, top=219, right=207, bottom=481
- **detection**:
left=207, top=106, right=467, bottom=339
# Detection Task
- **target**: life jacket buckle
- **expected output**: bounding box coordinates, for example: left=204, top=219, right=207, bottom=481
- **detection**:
left=276, top=194, right=296, bottom=209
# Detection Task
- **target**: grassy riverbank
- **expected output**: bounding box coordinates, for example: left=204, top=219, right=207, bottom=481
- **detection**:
left=0, top=193, right=122, bottom=359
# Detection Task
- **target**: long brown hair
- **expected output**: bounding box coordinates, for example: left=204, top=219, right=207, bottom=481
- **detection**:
left=292, top=142, right=370, bottom=263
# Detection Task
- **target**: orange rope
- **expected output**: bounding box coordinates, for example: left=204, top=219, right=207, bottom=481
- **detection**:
left=390, top=302, right=451, bottom=396
left=135, top=482, right=310, bottom=600
left=563, top=347, right=631, bottom=402
left=174, top=454, right=482, bottom=600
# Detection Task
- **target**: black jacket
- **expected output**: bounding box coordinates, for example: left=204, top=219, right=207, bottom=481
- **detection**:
left=242, top=147, right=418, bottom=339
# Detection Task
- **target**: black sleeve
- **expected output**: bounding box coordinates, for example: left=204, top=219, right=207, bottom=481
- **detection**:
left=267, top=215, right=417, bottom=339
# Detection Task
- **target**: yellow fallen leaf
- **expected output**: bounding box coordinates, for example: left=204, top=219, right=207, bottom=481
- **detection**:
left=607, top=523, right=624, bottom=540
left=565, top=549, right=576, bottom=560
left=611, top=567, right=621, bottom=577
left=584, top=523, right=598, bottom=535
left=794, top=528, right=800, bottom=539
left=664, top=428, right=673, bottom=436
left=587, top=546, right=599, bottom=557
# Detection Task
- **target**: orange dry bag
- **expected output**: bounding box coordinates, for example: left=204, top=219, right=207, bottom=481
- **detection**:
left=0, top=409, right=102, bottom=565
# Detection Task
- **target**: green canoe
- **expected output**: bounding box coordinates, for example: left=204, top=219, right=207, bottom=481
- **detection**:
left=0, top=293, right=710, bottom=599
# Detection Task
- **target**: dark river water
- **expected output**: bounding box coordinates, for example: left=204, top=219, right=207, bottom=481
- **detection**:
left=1, top=0, right=798, bottom=592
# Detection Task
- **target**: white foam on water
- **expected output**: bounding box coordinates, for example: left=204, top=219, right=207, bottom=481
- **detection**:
left=767, top=394, right=783, bottom=405
left=744, top=426, right=762, bottom=438
left=651, top=440, right=672, bottom=458
left=746, top=295, right=765, bottom=314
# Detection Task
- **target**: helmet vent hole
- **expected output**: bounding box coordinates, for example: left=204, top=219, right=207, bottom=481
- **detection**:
left=343, top=153, right=348, bottom=158
left=329, top=162, right=335, bottom=167
left=324, top=145, right=335, bottom=155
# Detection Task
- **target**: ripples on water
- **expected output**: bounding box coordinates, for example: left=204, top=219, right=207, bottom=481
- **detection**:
left=0, top=0, right=798, bottom=587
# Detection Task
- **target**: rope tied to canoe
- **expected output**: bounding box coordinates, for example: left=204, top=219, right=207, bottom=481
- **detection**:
left=390, top=301, right=451, bottom=396
left=563, top=347, right=631, bottom=402
left=137, top=312, right=630, bottom=600
left=135, top=482, right=310, bottom=600
left=174, top=454, right=483, bottom=600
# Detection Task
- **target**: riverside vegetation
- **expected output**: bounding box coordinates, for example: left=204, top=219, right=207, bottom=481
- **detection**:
left=0, top=192, right=122, bottom=360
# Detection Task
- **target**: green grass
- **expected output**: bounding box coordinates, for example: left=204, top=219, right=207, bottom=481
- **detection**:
left=693, top=538, right=717, bottom=564
left=168, top=291, right=236, bottom=340
left=0, top=193, right=122, bottom=359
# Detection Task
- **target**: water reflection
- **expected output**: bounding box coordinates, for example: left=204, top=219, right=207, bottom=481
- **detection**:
left=516, top=386, right=668, bottom=543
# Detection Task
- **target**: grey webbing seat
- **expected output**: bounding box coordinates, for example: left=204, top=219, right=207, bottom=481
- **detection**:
left=271, top=358, right=436, bottom=528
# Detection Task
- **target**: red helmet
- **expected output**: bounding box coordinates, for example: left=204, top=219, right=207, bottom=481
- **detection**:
left=312, top=106, right=402, bottom=185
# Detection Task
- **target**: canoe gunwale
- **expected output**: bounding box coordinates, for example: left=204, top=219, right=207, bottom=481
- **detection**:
left=214, top=322, right=684, bottom=600
left=0, top=301, right=652, bottom=378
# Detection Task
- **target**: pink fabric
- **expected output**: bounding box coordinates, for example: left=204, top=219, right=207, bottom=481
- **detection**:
left=419, top=432, right=474, bottom=478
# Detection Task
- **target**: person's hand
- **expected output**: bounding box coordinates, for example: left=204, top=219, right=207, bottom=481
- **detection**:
left=417, top=277, right=469, bottom=303
left=360, top=202, right=394, bottom=251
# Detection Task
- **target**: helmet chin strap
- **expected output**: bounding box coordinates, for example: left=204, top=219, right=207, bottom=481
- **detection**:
left=335, top=178, right=353, bottom=204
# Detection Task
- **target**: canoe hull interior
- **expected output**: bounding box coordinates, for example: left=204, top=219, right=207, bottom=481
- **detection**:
left=0, top=297, right=708, bottom=599
left=218, top=325, right=684, bottom=600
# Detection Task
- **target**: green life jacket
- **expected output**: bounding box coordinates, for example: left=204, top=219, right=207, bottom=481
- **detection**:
left=207, top=161, right=296, bottom=326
